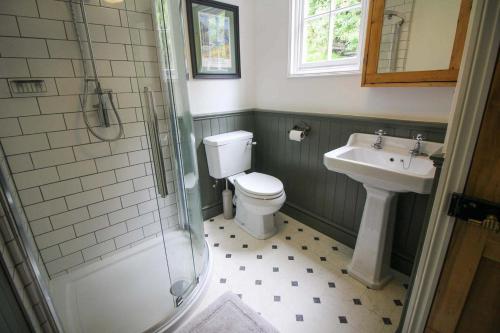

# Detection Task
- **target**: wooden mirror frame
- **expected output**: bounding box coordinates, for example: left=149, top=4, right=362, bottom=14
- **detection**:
left=361, top=0, right=472, bottom=87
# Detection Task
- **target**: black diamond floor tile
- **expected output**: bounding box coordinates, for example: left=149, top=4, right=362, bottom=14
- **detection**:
left=382, top=317, right=392, bottom=325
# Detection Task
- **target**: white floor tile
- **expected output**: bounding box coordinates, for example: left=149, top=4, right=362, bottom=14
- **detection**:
left=197, top=212, right=408, bottom=333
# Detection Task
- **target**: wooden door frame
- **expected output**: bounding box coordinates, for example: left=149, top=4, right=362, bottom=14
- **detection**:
left=401, top=0, right=500, bottom=332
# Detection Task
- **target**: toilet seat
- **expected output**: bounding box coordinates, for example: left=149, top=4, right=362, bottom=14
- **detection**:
left=235, top=172, right=284, bottom=200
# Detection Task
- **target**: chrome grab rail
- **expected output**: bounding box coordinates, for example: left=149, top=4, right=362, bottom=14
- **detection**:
left=144, top=87, right=168, bottom=198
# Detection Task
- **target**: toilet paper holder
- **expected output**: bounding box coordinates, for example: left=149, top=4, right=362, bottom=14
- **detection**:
left=289, top=122, right=311, bottom=137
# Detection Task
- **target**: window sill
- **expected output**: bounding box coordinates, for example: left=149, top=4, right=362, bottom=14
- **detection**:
left=288, top=66, right=361, bottom=78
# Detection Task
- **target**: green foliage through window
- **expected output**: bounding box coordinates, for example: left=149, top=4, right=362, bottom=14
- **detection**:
left=303, top=0, right=362, bottom=63
left=304, top=16, right=329, bottom=62
left=306, top=0, right=331, bottom=16
left=332, top=8, right=361, bottom=59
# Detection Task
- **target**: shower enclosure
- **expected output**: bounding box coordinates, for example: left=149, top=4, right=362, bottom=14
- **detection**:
left=0, top=0, right=208, bottom=332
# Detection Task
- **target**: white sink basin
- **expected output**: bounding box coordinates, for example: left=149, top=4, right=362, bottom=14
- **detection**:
left=324, top=133, right=443, bottom=194
left=323, top=133, right=442, bottom=289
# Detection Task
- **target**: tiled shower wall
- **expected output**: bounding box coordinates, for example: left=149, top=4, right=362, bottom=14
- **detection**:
left=0, top=0, right=178, bottom=278
left=0, top=147, right=53, bottom=332
left=378, top=0, right=414, bottom=73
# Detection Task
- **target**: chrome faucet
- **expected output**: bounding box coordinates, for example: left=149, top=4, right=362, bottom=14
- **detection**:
left=372, top=129, right=387, bottom=150
left=410, top=134, right=427, bottom=156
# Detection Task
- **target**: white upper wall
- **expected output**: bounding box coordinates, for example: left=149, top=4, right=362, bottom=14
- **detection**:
left=186, top=0, right=256, bottom=115
left=186, top=0, right=456, bottom=123
left=254, top=0, right=455, bottom=123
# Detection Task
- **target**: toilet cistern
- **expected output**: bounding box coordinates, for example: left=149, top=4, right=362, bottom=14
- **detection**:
left=324, top=133, right=443, bottom=289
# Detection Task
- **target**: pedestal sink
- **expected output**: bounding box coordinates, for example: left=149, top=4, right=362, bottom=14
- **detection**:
left=324, top=133, right=443, bottom=289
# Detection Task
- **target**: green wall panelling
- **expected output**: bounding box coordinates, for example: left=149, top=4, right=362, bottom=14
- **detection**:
left=193, top=109, right=447, bottom=274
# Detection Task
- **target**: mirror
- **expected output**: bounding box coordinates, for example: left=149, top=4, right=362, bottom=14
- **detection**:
left=362, top=0, right=471, bottom=86
left=378, top=0, right=461, bottom=73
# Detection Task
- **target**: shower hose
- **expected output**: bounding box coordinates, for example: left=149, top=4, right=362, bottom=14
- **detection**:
left=69, top=1, right=124, bottom=142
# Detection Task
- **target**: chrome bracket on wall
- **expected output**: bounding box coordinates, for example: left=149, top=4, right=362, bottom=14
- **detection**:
left=289, top=121, right=311, bottom=137
left=144, top=87, right=168, bottom=198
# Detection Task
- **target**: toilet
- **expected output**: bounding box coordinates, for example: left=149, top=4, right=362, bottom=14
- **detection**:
left=203, top=131, right=286, bottom=239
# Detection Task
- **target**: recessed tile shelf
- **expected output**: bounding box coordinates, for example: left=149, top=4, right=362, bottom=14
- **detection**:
left=9, top=79, right=47, bottom=94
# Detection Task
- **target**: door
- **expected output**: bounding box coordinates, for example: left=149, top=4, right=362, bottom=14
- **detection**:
left=147, top=0, right=208, bottom=306
left=425, top=56, right=500, bottom=332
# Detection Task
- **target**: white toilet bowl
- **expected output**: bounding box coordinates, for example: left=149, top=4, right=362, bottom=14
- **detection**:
left=231, top=172, right=286, bottom=239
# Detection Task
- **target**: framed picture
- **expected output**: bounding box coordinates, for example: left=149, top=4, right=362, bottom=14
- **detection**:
left=186, top=0, right=241, bottom=79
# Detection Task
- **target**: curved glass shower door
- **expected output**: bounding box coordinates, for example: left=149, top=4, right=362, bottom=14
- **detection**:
left=150, top=0, right=208, bottom=307
left=0, top=0, right=208, bottom=332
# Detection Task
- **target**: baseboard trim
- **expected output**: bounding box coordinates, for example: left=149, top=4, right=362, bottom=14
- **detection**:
left=390, top=252, right=414, bottom=275
left=282, top=201, right=414, bottom=275
left=202, top=202, right=223, bottom=220
left=282, top=202, right=357, bottom=248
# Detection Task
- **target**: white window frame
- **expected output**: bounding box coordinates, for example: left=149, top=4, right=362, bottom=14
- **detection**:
left=288, top=0, right=368, bottom=77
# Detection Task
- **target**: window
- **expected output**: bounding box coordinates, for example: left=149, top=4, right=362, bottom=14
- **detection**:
left=289, top=0, right=367, bottom=76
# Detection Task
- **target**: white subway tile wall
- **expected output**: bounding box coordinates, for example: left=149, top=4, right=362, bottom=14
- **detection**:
left=377, top=0, right=414, bottom=73
left=0, top=0, right=178, bottom=278
left=0, top=145, right=54, bottom=331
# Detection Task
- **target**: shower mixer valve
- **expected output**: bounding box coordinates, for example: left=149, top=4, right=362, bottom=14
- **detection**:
left=70, top=0, right=123, bottom=141
left=93, top=87, right=114, bottom=128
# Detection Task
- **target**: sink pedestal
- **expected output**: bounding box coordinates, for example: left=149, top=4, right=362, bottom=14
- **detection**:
left=348, top=185, right=397, bottom=289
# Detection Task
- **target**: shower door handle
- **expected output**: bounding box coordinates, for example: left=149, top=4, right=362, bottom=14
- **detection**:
left=144, top=87, right=168, bottom=198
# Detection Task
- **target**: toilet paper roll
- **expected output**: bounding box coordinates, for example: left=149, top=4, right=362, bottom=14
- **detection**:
left=289, top=129, right=305, bottom=142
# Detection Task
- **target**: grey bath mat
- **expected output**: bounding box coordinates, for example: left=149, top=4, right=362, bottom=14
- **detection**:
left=176, top=292, right=279, bottom=333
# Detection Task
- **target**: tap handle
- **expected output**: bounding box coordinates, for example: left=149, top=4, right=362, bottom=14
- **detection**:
left=375, top=129, right=387, bottom=136
left=415, top=134, right=425, bottom=141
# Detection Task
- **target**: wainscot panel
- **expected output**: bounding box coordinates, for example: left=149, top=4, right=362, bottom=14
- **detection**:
left=193, top=109, right=447, bottom=275
left=193, top=110, right=255, bottom=220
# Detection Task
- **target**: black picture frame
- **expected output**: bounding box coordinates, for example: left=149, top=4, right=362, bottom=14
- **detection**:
left=186, top=0, right=241, bottom=79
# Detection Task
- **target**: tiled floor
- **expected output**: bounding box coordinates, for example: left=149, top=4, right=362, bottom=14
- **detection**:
left=191, top=213, right=408, bottom=333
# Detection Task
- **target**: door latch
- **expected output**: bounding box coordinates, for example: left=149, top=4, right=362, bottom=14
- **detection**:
left=467, top=214, right=499, bottom=232
left=448, top=193, right=500, bottom=233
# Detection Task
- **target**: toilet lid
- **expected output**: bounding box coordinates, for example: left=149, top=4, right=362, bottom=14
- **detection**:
left=235, top=172, right=284, bottom=198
